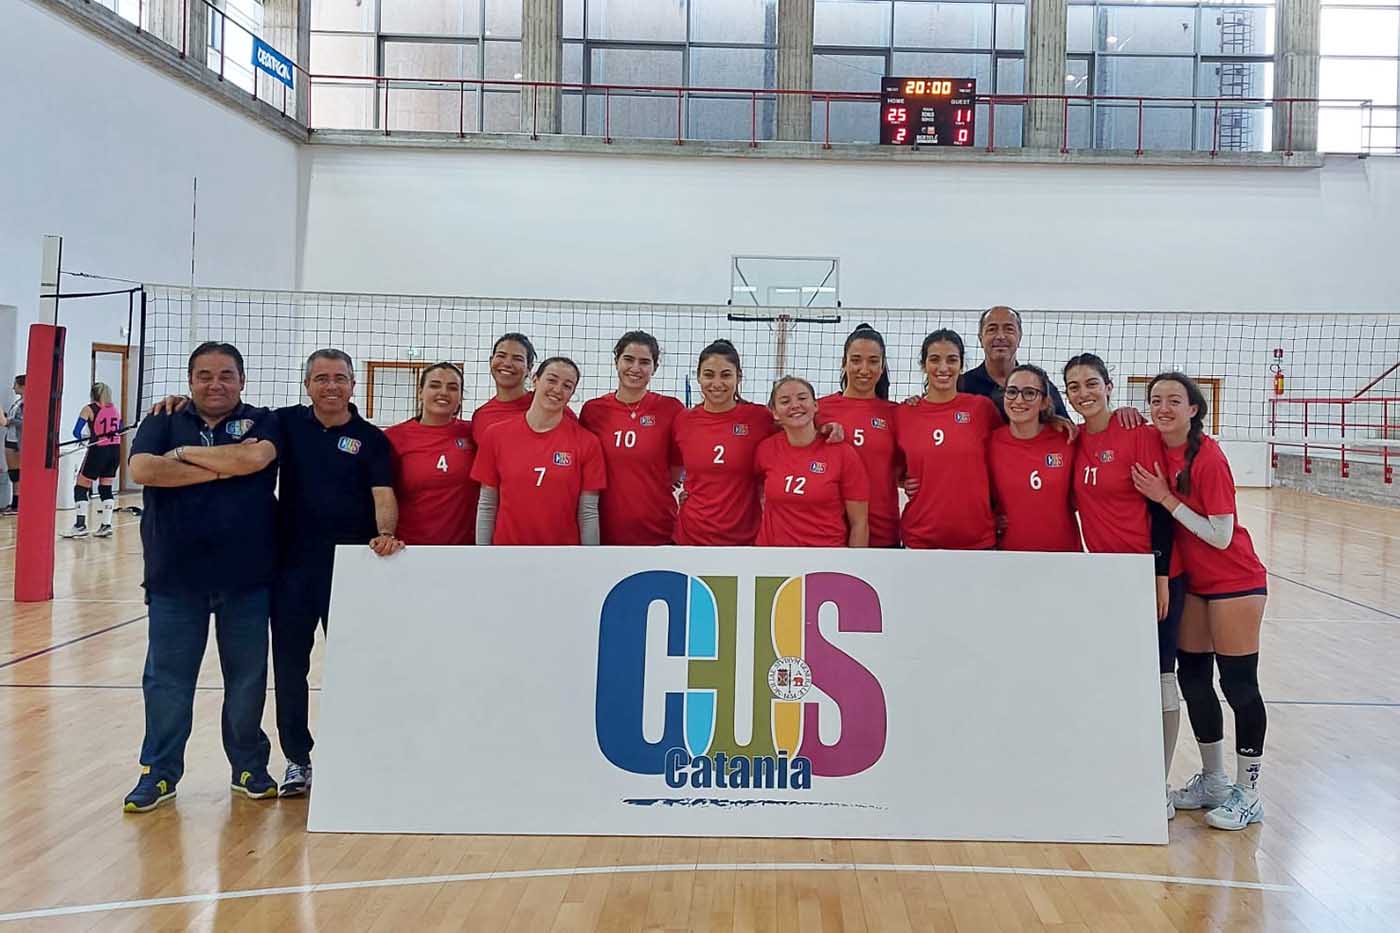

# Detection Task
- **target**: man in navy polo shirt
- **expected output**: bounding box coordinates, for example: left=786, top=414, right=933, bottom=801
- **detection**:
left=123, top=342, right=282, bottom=812
left=272, top=348, right=402, bottom=798
left=959, top=306, right=1071, bottom=418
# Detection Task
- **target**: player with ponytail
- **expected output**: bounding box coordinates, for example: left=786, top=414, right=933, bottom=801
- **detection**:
left=472, top=332, right=538, bottom=434
left=385, top=362, right=479, bottom=545
left=1132, top=372, right=1268, bottom=832
left=818, top=324, right=902, bottom=546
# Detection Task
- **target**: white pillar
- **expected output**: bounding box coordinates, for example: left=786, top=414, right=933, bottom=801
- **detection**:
left=1025, top=0, right=1068, bottom=149
left=520, top=0, right=562, bottom=135
left=1274, top=0, right=1320, bottom=152
left=777, top=0, right=814, bottom=141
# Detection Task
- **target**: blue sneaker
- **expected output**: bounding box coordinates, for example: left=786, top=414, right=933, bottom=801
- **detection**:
left=123, top=770, right=177, bottom=813
left=231, top=769, right=278, bottom=799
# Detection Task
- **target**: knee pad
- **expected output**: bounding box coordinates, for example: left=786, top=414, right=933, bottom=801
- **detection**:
left=1160, top=672, right=1180, bottom=714
left=1175, top=650, right=1217, bottom=702
left=1216, top=653, right=1262, bottom=708
left=74, top=485, right=90, bottom=503
left=7, top=469, right=17, bottom=484
left=98, top=485, right=114, bottom=501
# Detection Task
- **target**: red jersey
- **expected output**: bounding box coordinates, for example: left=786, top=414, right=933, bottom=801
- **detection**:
left=384, top=418, right=479, bottom=545
left=989, top=425, right=1082, bottom=553
left=816, top=394, right=902, bottom=547
left=470, top=415, right=607, bottom=545
left=471, top=394, right=533, bottom=436
left=1164, top=435, right=1267, bottom=595
left=754, top=434, right=870, bottom=547
left=1074, top=421, right=1166, bottom=555
left=673, top=403, right=777, bottom=546
left=579, top=391, right=685, bottom=546
left=895, top=394, right=1000, bottom=550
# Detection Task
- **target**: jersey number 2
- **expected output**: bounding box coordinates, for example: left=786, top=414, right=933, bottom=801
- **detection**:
left=713, top=445, right=726, bottom=464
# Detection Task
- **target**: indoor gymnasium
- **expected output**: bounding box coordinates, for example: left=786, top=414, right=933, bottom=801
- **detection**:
left=2, top=0, right=1399, bottom=929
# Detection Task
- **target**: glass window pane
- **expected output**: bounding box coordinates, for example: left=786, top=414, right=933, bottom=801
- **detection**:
left=311, top=77, right=378, bottom=128
left=689, top=46, right=777, bottom=88
left=982, top=100, right=1022, bottom=147
left=1195, top=102, right=1272, bottom=151
left=691, top=0, right=778, bottom=44
left=996, top=3, right=1025, bottom=51
left=1319, top=105, right=1365, bottom=151
left=893, top=2, right=993, bottom=49
left=814, top=51, right=886, bottom=91
left=1197, top=60, right=1272, bottom=99
left=815, top=0, right=892, bottom=47
left=996, top=55, right=1023, bottom=94
left=563, top=90, right=584, bottom=132
left=484, top=89, right=520, bottom=131
left=590, top=47, right=684, bottom=85
left=383, top=44, right=481, bottom=131
left=587, top=0, right=688, bottom=41
left=1067, top=101, right=1092, bottom=147
left=586, top=93, right=682, bottom=138
left=689, top=96, right=777, bottom=139
left=311, top=32, right=375, bottom=73
left=1098, top=6, right=1195, bottom=55
left=485, top=40, right=522, bottom=80
left=564, top=0, right=583, bottom=38
left=1094, top=104, right=1194, bottom=149
left=1096, top=56, right=1195, bottom=97
left=1320, top=58, right=1398, bottom=106
left=1066, top=55, right=1089, bottom=95
left=812, top=100, right=880, bottom=142
left=1320, top=9, right=1400, bottom=57
left=1200, top=6, right=1275, bottom=56
left=564, top=41, right=583, bottom=82
left=891, top=51, right=992, bottom=91
left=312, top=0, right=377, bottom=32
left=485, top=0, right=522, bottom=38
left=1067, top=5, right=1093, bottom=53
left=384, top=40, right=479, bottom=79
left=381, top=0, right=482, bottom=36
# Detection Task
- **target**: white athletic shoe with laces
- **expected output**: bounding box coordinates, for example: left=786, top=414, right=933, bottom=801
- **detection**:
left=94, top=523, right=113, bottom=538
left=61, top=524, right=89, bottom=539
left=1205, top=784, right=1263, bottom=831
left=1170, top=771, right=1231, bottom=810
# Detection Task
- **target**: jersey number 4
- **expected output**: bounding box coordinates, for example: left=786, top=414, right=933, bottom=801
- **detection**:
left=436, top=455, right=449, bottom=473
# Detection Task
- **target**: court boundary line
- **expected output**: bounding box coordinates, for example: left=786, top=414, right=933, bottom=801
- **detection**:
left=1265, top=571, right=1400, bottom=621
left=0, top=614, right=147, bottom=671
left=0, top=515, right=141, bottom=552
left=1238, top=501, right=1400, bottom=542
left=0, top=861, right=1303, bottom=923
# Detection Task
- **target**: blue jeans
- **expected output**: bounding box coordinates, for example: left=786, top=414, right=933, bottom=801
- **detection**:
left=139, top=588, right=272, bottom=783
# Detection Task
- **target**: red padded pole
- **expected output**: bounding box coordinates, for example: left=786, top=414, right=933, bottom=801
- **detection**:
left=14, top=324, right=65, bottom=602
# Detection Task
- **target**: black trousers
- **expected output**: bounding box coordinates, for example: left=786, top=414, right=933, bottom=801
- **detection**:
left=271, top=559, right=333, bottom=766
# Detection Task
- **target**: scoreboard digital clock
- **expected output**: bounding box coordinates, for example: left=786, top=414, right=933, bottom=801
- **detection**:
left=880, top=77, right=977, bottom=147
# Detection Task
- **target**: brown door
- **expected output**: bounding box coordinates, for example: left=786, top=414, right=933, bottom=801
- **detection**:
left=91, top=342, right=133, bottom=491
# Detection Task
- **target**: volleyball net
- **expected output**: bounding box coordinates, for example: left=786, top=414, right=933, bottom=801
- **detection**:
left=135, top=284, right=1400, bottom=454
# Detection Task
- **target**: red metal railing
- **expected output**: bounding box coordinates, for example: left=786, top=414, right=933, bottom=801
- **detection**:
left=1269, top=396, right=1400, bottom=484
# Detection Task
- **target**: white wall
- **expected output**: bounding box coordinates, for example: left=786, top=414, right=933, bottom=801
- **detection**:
left=0, top=0, right=302, bottom=424
left=299, top=147, right=1400, bottom=312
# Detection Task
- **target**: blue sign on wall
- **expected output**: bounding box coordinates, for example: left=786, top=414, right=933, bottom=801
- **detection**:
left=252, top=38, right=294, bottom=89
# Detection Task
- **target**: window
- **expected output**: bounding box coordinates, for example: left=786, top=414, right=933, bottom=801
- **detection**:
left=1319, top=1, right=1400, bottom=152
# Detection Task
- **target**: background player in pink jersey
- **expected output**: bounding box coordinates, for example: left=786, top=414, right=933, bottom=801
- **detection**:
left=1133, top=372, right=1269, bottom=832
left=63, top=382, right=123, bottom=539
left=755, top=376, right=869, bottom=548
left=580, top=331, right=685, bottom=545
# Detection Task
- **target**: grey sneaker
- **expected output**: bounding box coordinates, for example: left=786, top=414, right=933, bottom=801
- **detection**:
left=1170, top=770, right=1232, bottom=810
left=280, top=762, right=312, bottom=797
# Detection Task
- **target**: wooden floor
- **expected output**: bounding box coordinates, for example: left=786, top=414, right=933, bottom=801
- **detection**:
left=1, top=488, right=1398, bottom=932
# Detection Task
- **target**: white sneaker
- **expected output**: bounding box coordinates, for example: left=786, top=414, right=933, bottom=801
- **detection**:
left=1205, top=784, right=1263, bottom=831
left=94, top=523, right=113, bottom=538
left=61, top=524, right=89, bottom=539
left=1166, top=785, right=1177, bottom=821
left=1170, top=770, right=1231, bottom=810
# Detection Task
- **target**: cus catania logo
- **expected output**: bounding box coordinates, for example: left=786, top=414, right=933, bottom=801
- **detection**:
left=595, top=571, right=887, bottom=793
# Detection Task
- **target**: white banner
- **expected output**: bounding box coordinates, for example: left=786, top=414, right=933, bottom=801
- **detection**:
left=309, top=547, right=1166, bottom=844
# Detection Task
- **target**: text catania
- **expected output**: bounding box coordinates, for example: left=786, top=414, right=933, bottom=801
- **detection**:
left=665, top=749, right=813, bottom=790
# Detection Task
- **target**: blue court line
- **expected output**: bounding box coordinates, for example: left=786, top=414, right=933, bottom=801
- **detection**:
left=0, top=614, right=147, bottom=670
left=1266, top=571, right=1400, bottom=621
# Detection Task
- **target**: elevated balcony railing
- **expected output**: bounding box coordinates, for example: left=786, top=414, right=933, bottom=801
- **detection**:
left=1270, top=396, right=1400, bottom=484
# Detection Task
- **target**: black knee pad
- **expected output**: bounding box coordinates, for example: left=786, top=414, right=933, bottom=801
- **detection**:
left=1176, top=650, right=1216, bottom=701
left=74, top=485, right=90, bottom=503
left=1217, top=653, right=1261, bottom=708
left=98, top=485, right=114, bottom=501
left=7, top=469, right=17, bottom=484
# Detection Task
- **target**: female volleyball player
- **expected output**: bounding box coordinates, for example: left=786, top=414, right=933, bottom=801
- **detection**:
left=471, top=357, right=606, bottom=545
left=987, top=365, right=1080, bottom=552
left=579, top=331, right=685, bottom=546
left=895, top=330, right=1000, bottom=550
left=385, top=362, right=479, bottom=545
left=471, top=332, right=537, bottom=434
left=1064, top=354, right=1181, bottom=817
left=1132, top=372, right=1269, bottom=832
left=755, top=376, right=869, bottom=548
left=1, top=375, right=22, bottom=515
left=62, top=382, right=123, bottom=538
left=672, top=340, right=777, bottom=546
left=817, top=324, right=902, bottom=547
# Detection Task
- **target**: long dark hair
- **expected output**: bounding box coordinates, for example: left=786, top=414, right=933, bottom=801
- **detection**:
left=1063, top=352, right=1111, bottom=386
left=613, top=330, right=661, bottom=366
left=1147, top=371, right=1209, bottom=495
left=415, top=361, right=465, bottom=421
left=697, top=339, right=745, bottom=403
left=840, top=323, right=891, bottom=400
left=1008, top=364, right=1054, bottom=423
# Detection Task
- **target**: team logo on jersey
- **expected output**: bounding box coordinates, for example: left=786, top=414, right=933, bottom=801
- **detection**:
left=1098, top=450, right=1115, bottom=463
left=870, top=417, right=888, bottom=430
left=1045, top=453, right=1064, bottom=468
left=639, top=415, right=657, bottom=427
left=553, top=451, right=573, bottom=466
left=337, top=437, right=362, bottom=455
left=809, top=461, right=827, bottom=474
left=732, top=424, right=750, bottom=436
left=455, top=438, right=467, bottom=449
left=225, top=419, right=252, bottom=438
left=954, top=411, right=970, bottom=423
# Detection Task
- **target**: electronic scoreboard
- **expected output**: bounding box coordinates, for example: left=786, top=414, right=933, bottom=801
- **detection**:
left=880, top=77, right=977, bottom=147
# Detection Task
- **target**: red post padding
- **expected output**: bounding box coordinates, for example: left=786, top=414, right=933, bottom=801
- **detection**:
left=14, top=324, right=66, bottom=602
